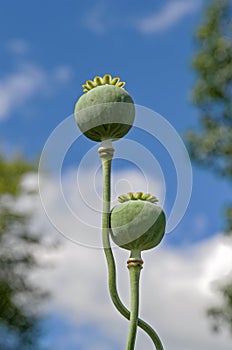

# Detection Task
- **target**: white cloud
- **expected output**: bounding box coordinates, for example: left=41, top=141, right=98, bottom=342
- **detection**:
left=32, top=168, right=232, bottom=349
left=138, top=0, right=202, bottom=34
left=0, top=63, right=72, bottom=120
left=38, top=166, right=164, bottom=248
left=34, top=230, right=232, bottom=349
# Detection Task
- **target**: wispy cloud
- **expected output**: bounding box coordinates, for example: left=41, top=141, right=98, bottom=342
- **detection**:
left=0, top=63, right=72, bottom=120
left=138, top=0, right=201, bottom=34
left=6, top=38, right=30, bottom=55
left=81, top=0, right=202, bottom=36
left=82, top=2, right=112, bottom=35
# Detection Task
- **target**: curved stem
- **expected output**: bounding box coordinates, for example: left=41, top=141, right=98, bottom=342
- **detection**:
left=126, top=261, right=142, bottom=350
left=99, top=145, right=164, bottom=350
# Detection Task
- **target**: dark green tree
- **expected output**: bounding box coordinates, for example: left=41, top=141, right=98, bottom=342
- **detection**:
left=0, top=153, right=49, bottom=349
left=186, top=0, right=232, bottom=334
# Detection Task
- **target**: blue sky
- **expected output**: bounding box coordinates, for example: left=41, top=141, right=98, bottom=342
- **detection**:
left=1, top=1, right=232, bottom=349
left=1, top=0, right=230, bottom=243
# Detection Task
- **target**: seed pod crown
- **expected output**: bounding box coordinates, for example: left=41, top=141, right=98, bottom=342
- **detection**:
left=118, top=192, right=158, bottom=204
left=82, top=74, right=125, bottom=93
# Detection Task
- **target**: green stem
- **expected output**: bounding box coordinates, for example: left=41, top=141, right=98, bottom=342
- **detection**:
left=100, top=145, right=164, bottom=350
left=126, top=262, right=142, bottom=350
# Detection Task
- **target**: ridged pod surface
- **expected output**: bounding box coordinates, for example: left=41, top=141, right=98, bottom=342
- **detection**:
left=74, top=74, right=135, bottom=142
left=110, top=192, right=166, bottom=252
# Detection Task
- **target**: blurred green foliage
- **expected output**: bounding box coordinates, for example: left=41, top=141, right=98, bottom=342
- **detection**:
left=187, top=0, right=232, bottom=335
left=187, top=0, right=232, bottom=185
left=0, top=153, right=49, bottom=349
left=207, top=281, right=232, bottom=334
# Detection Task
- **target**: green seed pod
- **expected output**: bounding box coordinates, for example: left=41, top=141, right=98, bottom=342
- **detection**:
left=110, top=192, right=166, bottom=252
left=74, top=74, right=135, bottom=142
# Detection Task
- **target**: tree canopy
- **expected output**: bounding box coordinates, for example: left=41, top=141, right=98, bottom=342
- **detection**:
left=0, top=153, right=49, bottom=349
left=187, top=0, right=232, bottom=231
left=187, top=0, right=232, bottom=335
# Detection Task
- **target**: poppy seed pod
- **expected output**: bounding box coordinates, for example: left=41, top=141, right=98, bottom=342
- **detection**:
left=110, top=192, right=166, bottom=252
left=74, top=74, right=135, bottom=142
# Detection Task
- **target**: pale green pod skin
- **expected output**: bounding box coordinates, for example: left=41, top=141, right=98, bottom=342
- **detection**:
left=110, top=200, right=166, bottom=252
left=74, top=85, right=135, bottom=142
